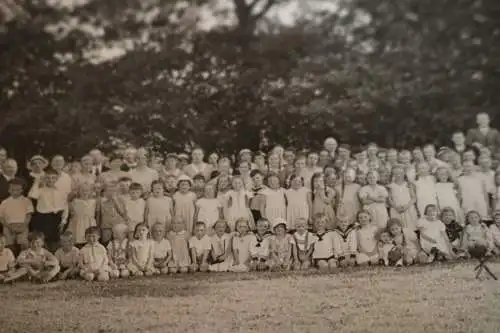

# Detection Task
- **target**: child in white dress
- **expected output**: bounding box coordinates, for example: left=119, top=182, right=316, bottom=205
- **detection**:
left=124, top=183, right=146, bottom=239
left=387, top=164, right=418, bottom=231
left=336, top=168, right=361, bottom=224
left=262, top=174, right=287, bottom=224
left=189, top=222, right=211, bottom=272
left=269, top=218, right=296, bottom=271
left=312, top=213, right=336, bottom=271
left=173, top=175, right=197, bottom=234
left=285, top=175, right=309, bottom=231
left=435, top=167, right=464, bottom=225
left=356, top=210, right=379, bottom=265
left=249, top=218, right=272, bottom=271
left=461, top=210, right=494, bottom=257
left=55, top=231, right=80, bottom=280
left=309, top=173, right=336, bottom=230
left=458, top=161, right=489, bottom=220
left=358, top=170, right=389, bottom=230
left=331, top=218, right=358, bottom=267
left=107, top=223, right=130, bottom=278
left=79, top=227, right=110, bottom=281
left=167, top=218, right=191, bottom=273
left=151, top=223, right=172, bottom=275
left=387, top=218, right=423, bottom=265
left=292, top=218, right=317, bottom=270
left=68, top=184, right=97, bottom=246
left=230, top=218, right=255, bottom=273
left=194, top=184, right=222, bottom=232
left=209, top=220, right=233, bottom=272
left=225, top=176, right=255, bottom=232
left=145, top=181, right=173, bottom=231
left=416, top=204, right=454, bottom=262
left=127, top=223, right=154, bottom=277
left=413, top=163, right=438, bottom=218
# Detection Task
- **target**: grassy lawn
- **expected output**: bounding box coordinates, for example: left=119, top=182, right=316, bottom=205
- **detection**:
left=0, top=262, right=499, bottom=333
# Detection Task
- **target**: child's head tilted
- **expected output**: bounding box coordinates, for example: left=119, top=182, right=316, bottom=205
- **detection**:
left=466, top=210, right=481, bottom=226
left=387, top=218, right=403, bottom=237
left=85, top=226, right=100, bottom=244
left=379, top=231, right=393, bottom=244
left=440, top=207, right=456, bottom=224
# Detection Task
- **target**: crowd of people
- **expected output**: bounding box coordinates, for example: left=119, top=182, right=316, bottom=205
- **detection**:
left=0, top=112, right=500, bottom=283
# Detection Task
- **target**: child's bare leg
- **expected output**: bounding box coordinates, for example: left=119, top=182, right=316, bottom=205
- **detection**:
left=3, top=267, right=28, bottom=283
left=317, top=260, right=328, bottom=271
left=144, top=269, right=154, bottom=277
left=301, top=260, right=311, bottom=270
left=81, top=271, right=95, bottom=281
left=327, top=258, right=338, bottom=270
left=120, top=269, right=130, bottom=278
left=96, top=270, right=110, bottom=282
left=189, top=263, right=199, bottom=273
left=160, top=267, right=169, bottom=275
left=199, top=263, right=209, bottom=273
left=169, top=267, right=179, bottom=274
left=178, top=266, right=189, bottom=274
left=39, top=265, right=60, bottom=283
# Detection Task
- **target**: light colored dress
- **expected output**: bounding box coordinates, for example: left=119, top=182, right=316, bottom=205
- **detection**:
left=209, top=233, right=233, bottom=272
left=167, top=230, right=191, bottom=268
left=458, top=174, right=489, bottom=219
left=127, top=239, right=154, bottom=273
left=359, top=185, right=389, bottom=230
left=196, top=198, right=221, bottom=229
left=356, top=225, right=379, bottom=264
left=270, top=234, right=295, bottom=268
left=311, top=187, right=336, bottom=229
left=435, top=182, right=464, bottom=225
left=388, top=182, right=418, bottom=231
left=285, top=187, right=310, bottom=229
left=413, top=176, right=438, bottom=217
left=68, top=198, right=97, bottom=244
left=263, top=188, right=287, bottom=224
left=417, top=218, right=453, bottom=256
left=146, top=196, right=173, bottom=230
left=224, top=190, right=254, bottom=232
left=173, top=191, right=197, bottom=234
left=336, top=183, right=361, bottom=223
left=72, top=173, right=97, bottom=192
left=230, top=233, right=255, bottom=272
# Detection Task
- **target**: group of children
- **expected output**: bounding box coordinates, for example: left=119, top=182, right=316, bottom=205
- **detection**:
left=1, top=138, right=500, bottom=284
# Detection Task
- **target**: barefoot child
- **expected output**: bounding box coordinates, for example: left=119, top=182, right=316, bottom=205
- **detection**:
left=55, top=231, right=80, bottom=280
left=124, top=183, right=146, bottom=239
left=189, top=222, right=211, bottom=272
left=107, top=223, right=130, bottom=278
left=292, top=218, right=316, bottom=270
left=79, top=226, right=110, bottom=282
left=127, top=223, right=154, bottom=277
left=151, top=223, right=172, bottom=275
left=145, top=181, right=173, bottom=232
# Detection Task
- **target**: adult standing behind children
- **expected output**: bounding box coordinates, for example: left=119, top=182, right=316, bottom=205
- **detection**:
left=183, top=148, right=213, bottom=181
left=466, top=112, right=500, bottom=155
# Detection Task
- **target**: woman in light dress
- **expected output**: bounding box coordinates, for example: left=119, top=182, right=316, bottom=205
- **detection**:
left=387, top=164, right=418, bottom=231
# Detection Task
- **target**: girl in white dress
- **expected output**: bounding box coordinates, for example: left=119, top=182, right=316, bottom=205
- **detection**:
left=145, top=181, right=173, bottom=231
left=387, top=164, right=418, bottom=231
left=261, top=173, right=287, bottom=224
left=151, top=223, right=172, bottom=275
left=434, top=166, right=464, bottom=225
left=356, top=210, right=379, bottom=265
left=285, top=174, right=310, bottom=231
left=224, top=176, right=254, bottom=232
left=336, top=168, right=361, bottom=224
left=416, top=204, right=454, bottom=262
left=358, top=170, right=389, bottom=230
left=461, top=210, right=494, bottom=256
left=173, top=175, right=197, bottom=234
left=68, top=184, right=97, bottom=246
left=194, top=183, right=222, bottom=232
left=127, top=223, right=155, bottom=277
left=208, top=220, right=233, bottom=272
left=413, top=162, right=438, bottom=217
left=458, top=161, right=489, bottom=220
left=230, top=218, right=255, bottom=272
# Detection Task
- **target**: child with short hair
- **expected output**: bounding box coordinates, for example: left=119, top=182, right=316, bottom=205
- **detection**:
left=79, top=226, right=110, bottom=281
left=98, top=181, right=127, bottom=245
left=440, top=207, right=464, bottom=256
left=189, top=221, right=211, bottom=272
left=312, top=213, right=336, bottom=271
left=249, top=218, right=272, bottom=271
left=167, top=218, right=191, bottom=273
left=292, top=218, right=316, bottom=270
left=124, top=182, right=146, bottom=239
left=435, top=166, right=464, bottom=225
left=192, top=174, right=206, bottom=199
left=145, top=180, right=173, bottom=231
left=461, top=210, right=494, bottom=257
left=173, top=175, right=197, bottom=234
left=0, top=234, right=16, bottom=282
left=0, top=178, right=34, bottom=254
left=378, top=230, right=396, bottom=266
left=417, top=204, right=455, bottom=262
left=230, top=218, right=254, bottom=272
left=127, top=223, right=154, bottom=277
left=489, top=211, right=500, bottom=255
left=151, top=223, right=172, bottom=275
left=163, top=175, right=178, bottom=198
left=107, top=223, right=130, bottom=278
left=11, top=232, right=60, bottom=283
left=356, top=210, right=379, bottom=266
left=331, top=218, right=358, bottom=267
left=68, top=183, right=97, bottom=247
left=55, top=231, right=80, bottom=280
left=269, top=218, right=296, bottom=271
left=118, top=176, right=132, bottom=198
left=208, top=220, right=233, bottom=272
left=194, top=184, right=222, bottom=232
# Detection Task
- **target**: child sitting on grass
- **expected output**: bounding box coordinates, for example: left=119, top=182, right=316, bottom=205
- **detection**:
left=79, top=226, right=110, bottom=282
left=208, top=220, right=233, bottom=272
left=167, top=218, right=191, bottom=274
left=230, top=218, right=254, bottom=273
left=127, top=223, right=154, bottom=277
left=332, top=218, right=358, bottom=267
left=440, top=207, right=464, bottom=256
left=269, top=218, right=296, bottom=271
left=489, top=211, right=500, bottom=255
left=55, top=231, right=80, bottom=280
left=249, top=218, right=272, bottom=271
left=151, top=223, right=172, bottom=275
left=0, top=234, right=16, bottom=282
left=7, top=231, right=60, bottom=283
left=292, top=218, right=316, bottom=270
left=387, top=218, right=423, bottom=266
left=417, top=204, right=455, bottom=262
left=107, top=223, right=130, bottom=278
left=311, top=213, right=336, bottom=271
left=189, top=222, right=211, bottom=273
left=378, top=231, right=395, bottom=266
left=461, top=210, right=494, bottom=258
left=356, top=210, right=379, bottom=266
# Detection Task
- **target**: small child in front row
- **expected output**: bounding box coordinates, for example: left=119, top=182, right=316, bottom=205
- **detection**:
left=167, top=218, right=191, bottom=274
left=8, top=232, right=60, bottom=283
left=356, top=210, right=379, bottom=266
left=331, top=218, right=358, bottom=267
left=461, top=210, right=493, bottom=257
left=269, top=218, right=296, bottom=271
left=107, top=223, right=130, bottom=278
left=151, top=223, right=172, bottom=275
left=292, top=218, right=316, bottom=270
left=189, top=222, right=211, bottom=272
left=489, top=211, right=500, bottom=255
left=312, top=213, right=336, bottom=271
left=0, top=235, right=17, bottom=282
left=209, top=220, right=233, bottom=272
left=230, top=218, right=254, bottom=272
left=79, top=226, right=110, bottom=281
left=55, top=231, right=80, bottom=280
left=124, top=183, right=146, bottom=239
left=378, top=231, right=396, bottom=266
left=417, top=204, right=455, bottom=262
left=440, top=207, right=464, bottom=256
left=127, top=223, right=154, bottom=277
left=249, top=218, right=272, bottom=271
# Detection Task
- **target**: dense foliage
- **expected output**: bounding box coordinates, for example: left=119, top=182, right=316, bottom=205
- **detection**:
left=1, top=0, right=499, bottom=161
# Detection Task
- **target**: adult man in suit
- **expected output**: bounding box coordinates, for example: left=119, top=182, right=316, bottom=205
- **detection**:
left=466, top=112, right=500, bottom=155
left=90, top=149, right=109, bottom=176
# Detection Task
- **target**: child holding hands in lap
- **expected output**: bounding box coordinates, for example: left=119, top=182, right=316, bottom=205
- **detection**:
left=79, top=227, right=110, bottom=281
left=189, top=222, right=211, bottom=272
